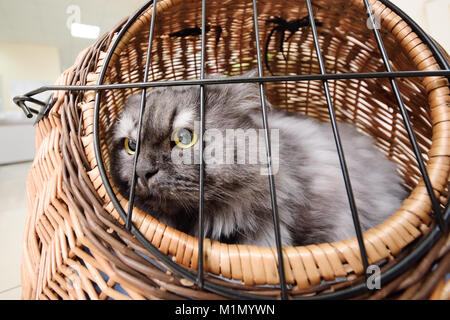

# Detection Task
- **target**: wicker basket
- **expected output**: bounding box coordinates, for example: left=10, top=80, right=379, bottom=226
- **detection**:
left=21, top=0, right=449, bottom=300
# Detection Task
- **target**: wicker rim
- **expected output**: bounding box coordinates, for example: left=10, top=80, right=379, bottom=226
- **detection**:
left=78, top=0, right=450, bottom=287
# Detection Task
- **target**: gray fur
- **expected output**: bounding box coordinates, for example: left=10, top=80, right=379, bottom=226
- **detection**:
left=109, top=71, right=407, bottom=247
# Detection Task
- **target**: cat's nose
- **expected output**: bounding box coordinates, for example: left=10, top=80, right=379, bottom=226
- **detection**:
left=137, top=166, right=159, bottom=182
left=144, top=168, right=159, bottom=180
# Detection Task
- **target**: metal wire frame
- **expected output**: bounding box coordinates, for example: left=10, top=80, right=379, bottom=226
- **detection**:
left=14, top=69, right=450, bottom=116
left=252, top=0, right=289, bottom=300
left=14, top=0, right=450, bottom=300
left=305, top=0, right=370, bottom=277
left=124, top=0, right=159, bottom=232
left=197, top=0, right=207, bottom=289
left=363, top=0, right=446, bottom=233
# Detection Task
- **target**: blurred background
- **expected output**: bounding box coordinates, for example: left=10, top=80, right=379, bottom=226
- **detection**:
left=0, top=0, right=449, bottom=299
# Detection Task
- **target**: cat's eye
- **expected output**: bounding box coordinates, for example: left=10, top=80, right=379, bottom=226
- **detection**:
left=124, top=137, right=136, bottom=155
left=173, top=128, right=197, bottom=149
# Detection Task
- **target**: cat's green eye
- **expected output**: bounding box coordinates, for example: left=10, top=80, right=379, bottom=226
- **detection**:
left=124, top=137, right=136, bottom=155
left=173, top=128, right=197, bottom=149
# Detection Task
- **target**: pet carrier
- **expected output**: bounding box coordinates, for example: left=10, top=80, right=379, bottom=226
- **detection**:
left=16, top=0, right=449, bottom=299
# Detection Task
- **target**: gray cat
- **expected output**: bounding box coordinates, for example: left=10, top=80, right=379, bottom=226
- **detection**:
left=109, top=71, right=407, bottom=247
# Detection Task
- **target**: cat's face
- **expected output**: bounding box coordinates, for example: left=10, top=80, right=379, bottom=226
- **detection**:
left=109, top=73, right=266, bottom=219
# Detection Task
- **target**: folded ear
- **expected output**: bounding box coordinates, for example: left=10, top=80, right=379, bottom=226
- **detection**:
left=239, top=69, right=259, bottom=78
left=114, top=93, right=142, bottom=140
left=205, top=68, right=259, bottom=79
left=117, top=92, right=146, bottom=131
left=228, top=69, right=271, bottom=113
left=122, top=91, right=157, bottom=116
left=123, top=92, right=142, bottom=111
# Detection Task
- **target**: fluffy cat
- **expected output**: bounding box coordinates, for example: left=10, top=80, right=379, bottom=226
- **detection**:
left=109, top=71, right=407, bottom=247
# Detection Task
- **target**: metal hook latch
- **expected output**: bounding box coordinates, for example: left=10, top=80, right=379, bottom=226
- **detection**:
left=13, top=94, right=56, bottom=125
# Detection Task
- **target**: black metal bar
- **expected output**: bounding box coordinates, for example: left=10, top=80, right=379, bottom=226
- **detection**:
left=13, top=95, right=45, bottom=118
left=17, top=101, right=37, bottom=118
left=252, top=0, right=288, bottom=300
left=13, top=69, right=450, bottom=105
left=363, top=0, right=446, bottom=233
left=13, top=95, right=47, bottom=108
left=197, top=0, right=207, bottom=288
left=305, top=0, right=370, bottom=276
left=125, top=0, right=158, bottom=230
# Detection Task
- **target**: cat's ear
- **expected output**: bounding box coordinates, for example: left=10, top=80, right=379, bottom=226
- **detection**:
left=229, top=69, right=271, bottom=112
left=239, top=69, right=259, bottom=79
left=123, top=93, right=142, bottom=111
